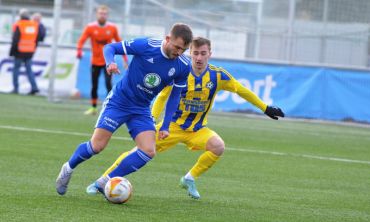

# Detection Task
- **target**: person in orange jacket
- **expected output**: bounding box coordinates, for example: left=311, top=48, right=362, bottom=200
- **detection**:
left=9, top=8, right=41, bottom=95
left=77, top=5, right=129, bottom=115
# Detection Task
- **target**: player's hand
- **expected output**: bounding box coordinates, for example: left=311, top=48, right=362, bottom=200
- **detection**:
left=106, top=63, right=120, bottom=75
left=76, top=49, right=83, bottom=59
left=264, top=105, right=285, bottom=120
left=158, top=130, right=169, bottom=140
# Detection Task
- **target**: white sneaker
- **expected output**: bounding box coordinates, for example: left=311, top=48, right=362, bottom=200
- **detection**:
left=56, top=162, right=73, bottom=195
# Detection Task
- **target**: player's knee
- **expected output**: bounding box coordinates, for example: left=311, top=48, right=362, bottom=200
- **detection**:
left=206, top=136, right=225, bottom=156
left=139, top=146, right=156, bottom=158
left=90, top=139, right=109, bottom=153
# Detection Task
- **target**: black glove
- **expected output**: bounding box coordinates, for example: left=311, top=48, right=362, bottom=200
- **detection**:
left=264, top=106, right=285, bottom=120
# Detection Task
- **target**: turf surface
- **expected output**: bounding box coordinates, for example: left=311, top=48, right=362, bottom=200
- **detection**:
left=1, top=93, right=369, bottom=221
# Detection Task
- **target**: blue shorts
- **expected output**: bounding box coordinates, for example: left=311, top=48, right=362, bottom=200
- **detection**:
left=95, top=98, right=155, bottom=139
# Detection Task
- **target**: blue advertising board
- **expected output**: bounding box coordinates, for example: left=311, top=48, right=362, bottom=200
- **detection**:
left=76, top=53, right=370, bottom=123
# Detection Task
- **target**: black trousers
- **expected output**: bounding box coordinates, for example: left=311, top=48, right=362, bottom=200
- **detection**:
left=91, top=65, right=112, bottom=101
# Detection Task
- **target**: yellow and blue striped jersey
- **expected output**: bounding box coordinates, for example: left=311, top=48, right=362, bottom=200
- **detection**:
left=152, top=64, right=267, bottom=132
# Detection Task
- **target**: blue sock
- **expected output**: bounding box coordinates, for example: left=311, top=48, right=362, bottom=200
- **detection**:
left=68, top=141, right=97, bottom=169
left=108, top=148, right=152, bottom=178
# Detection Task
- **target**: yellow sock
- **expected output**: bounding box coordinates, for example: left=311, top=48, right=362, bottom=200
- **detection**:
left=102, top=151, right=129, bottom=177
left=189, top=151, right=220, bottom=178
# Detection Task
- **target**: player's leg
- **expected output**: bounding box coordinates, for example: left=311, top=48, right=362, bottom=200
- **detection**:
left=86, top=121, right=182, bottom=195
left=100, top=121, right=182, bottom=177
left=91, top=115, right=157, bottom=193
left=187, top=134, right=224, bottom=179
left=57, top=96, right=125, bottom=195
left=11, top=58, right=22, bottom=93
left=84, top=65, right=100, bottom=115
left=180, top=128, right=224, bottom=199
left=103, top=66, right=112, bottom=94
left=56, top=128, right=112, bottom=195
left=86, top=148, right=134, bottom=195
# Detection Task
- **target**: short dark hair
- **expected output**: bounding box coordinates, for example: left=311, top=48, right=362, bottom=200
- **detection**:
left=170, top=23, right=193, bottom=46
left=191, top=37, right=211, bottom=51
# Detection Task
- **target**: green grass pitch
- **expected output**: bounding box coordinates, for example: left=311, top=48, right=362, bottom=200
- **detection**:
left=0, top=93, right=369, bottom=222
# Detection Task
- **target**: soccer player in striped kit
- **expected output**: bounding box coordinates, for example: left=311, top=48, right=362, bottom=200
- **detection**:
left=86, top=37, right=284, bottom=199
left=56, top=23, right=193, bottom=196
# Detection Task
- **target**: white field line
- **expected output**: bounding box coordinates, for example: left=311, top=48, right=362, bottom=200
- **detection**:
left=1, top=125, right=370, bottom=165
left=0, top=125, right=132, bottom=141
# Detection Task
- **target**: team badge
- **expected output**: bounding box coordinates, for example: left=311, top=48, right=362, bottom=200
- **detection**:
left=206, top=81, right=214, bottom=89
left=144, top=73, right=161, bottom=88
left=168, top=68, right=175, bottom=77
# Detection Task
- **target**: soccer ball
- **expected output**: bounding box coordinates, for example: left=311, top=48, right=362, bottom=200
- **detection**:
left=104, top=177, right=133, bottom=204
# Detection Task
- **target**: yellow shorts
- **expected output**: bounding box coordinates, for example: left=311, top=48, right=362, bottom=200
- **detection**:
left=155, top=122, right=218, bottom=152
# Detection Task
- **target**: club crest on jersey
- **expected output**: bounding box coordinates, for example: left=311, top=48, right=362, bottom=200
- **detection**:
left=144, top=73, right=161, bottom=88
left=206, top=81, right=214, bottom=89
left=168, top=68, right=175, bottom=77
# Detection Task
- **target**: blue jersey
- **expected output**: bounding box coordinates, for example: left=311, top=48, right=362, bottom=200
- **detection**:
left=109, top=37, right=190, bottom=113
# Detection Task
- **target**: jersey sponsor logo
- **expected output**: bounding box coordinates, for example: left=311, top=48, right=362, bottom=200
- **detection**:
left=102, top=116, right=119, bottom=130
left=181, top=98, right=209, bottom=113
left=137, top=84, right=153, bottom=94
left=146, top=58, right=154, bottom=63
left=106, top=30, right=111, bottom=35
left=206, top=81, right=214, bottom=89
left=168, top=67, right=175, bottom=76
left=143, top=73, right=161, bottom=88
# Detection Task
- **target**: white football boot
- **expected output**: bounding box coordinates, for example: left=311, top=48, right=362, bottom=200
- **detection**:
left=56, top=162, right=73, bottom=195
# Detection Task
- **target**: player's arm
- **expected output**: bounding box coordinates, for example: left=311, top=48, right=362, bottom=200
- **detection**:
left=103, top=42, right=126, bottom=74
left=104, top=38, right=149, bottom=74
left=76, top=27, right=89, bottom=58
left=232, top=80, right=267, bottom=111
left=113, top=26, right=129, bottom=69
left=151, top=86, right=172, bottom=121
left=158, top=85, right=183, bottom=140
left=158, top=64, right=189, bottom=139
left=222, top=72, right=284, bottom=120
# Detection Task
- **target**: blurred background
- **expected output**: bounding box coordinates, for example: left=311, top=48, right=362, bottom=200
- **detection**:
left=1, top=0, right=369, bottom=67
left=0, top=0, right=369, bottom=123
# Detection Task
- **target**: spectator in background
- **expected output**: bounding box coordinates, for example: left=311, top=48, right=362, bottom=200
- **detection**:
left=9, top=8, right=40, bottom=95
left=76, top=5, right=129, bottom=115
left=32, top=12, right=46, bottom=42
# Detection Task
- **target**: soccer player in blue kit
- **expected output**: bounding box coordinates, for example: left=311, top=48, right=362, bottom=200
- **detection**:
left=56, top=23, right=193, bottom=195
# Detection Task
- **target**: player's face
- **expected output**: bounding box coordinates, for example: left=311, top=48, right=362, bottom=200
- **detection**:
left=190, top=44, right=211, bottom=72
left=96, top=9, right=108, bottom=24
left=164, top=36, right=188, bottom=59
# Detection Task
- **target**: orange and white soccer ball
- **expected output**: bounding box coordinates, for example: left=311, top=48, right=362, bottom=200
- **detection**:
left=104, top=177, right=133, bottom=204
